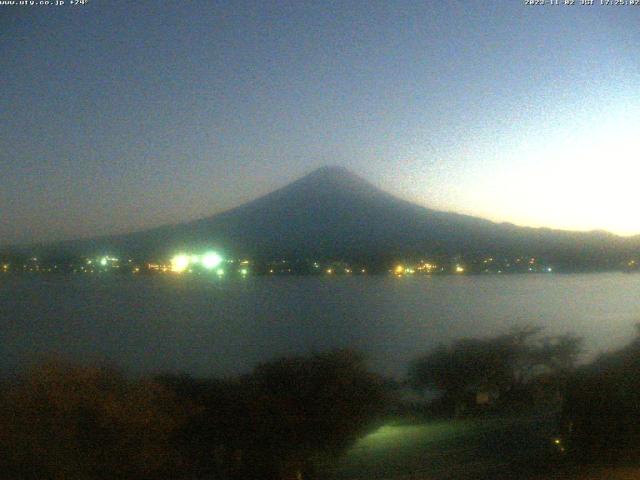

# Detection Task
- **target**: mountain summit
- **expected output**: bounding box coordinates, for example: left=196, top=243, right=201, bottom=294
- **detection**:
left=51, top=166, right=636, bottom=268
left=293, top=165, right=364, bottom=184
left=249, top=165, right=388, bottom=205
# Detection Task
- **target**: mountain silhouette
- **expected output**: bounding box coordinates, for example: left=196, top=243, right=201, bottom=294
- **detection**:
left=36, top=166, right=639, bottom=268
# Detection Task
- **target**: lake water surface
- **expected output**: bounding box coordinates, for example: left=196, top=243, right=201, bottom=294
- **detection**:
left=2, top=273, right=640, bottom=378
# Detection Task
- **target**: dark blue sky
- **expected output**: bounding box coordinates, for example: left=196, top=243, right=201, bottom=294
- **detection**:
left=2, top=1, right=639, bottom=245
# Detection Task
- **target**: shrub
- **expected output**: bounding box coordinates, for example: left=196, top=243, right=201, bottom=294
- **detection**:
left=0, top=359, right=187, bottom=480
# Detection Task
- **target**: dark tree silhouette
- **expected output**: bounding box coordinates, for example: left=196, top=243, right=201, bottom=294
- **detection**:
left=409, top=326, right=582, bottom=414
left=561, top=325, right=640, bottom=463
left=0, top=358, right=189, bottom=480
left=157, top=349, right=388, bottom=480
left=240, top=349, right=387, bottom=478
left=0, top=351, right=387, bottom=480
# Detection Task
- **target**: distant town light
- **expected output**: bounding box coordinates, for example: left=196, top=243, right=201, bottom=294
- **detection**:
left=240, top=268, right=248, bottom=275
left=201, top=252, right=223, bottom=270
left=216, top=268, right=224, bottom=276
left=100, top=257, right=108, bottom=266
left=171, top=254, right=189, bottom=273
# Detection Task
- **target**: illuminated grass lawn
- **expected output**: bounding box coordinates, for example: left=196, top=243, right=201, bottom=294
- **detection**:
left=356, top=420, right=480, bottom=452
left=323, top=414, right=560, bottom=479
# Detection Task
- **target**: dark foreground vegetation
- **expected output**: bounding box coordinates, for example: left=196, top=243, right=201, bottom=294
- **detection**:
left=560, top=325, right=640, bottom=465
left=3, top=326, right=640, bottom=479
left=408, top=326, right=582, bottom=417
left=0, top=350, right=387, bottom=480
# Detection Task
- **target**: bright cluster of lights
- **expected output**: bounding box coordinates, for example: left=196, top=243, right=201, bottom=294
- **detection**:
left=89, top=256, right=119, bottom=267
left=394, top=265, right=416, bottom=275
left=171, top=251, right=223, bottom=273
left=202, top=252, right=223, bottom=269
left=171, top=254, right=190, bottom=273
left=416, top=262, right=438, bottom=273
left=394, top=262, right=463, bottom=275
left=100, top=256, right=117, bottom=266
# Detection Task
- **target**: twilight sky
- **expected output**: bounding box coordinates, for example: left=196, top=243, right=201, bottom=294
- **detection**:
left=1, top=1, right=639, bottom=246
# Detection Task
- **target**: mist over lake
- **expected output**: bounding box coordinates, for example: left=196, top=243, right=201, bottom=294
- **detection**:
left=2, top=274, right=640, bottom=379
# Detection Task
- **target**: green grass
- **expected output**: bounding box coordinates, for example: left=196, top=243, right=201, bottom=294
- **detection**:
left=320, top=413, right=563, bottom=479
